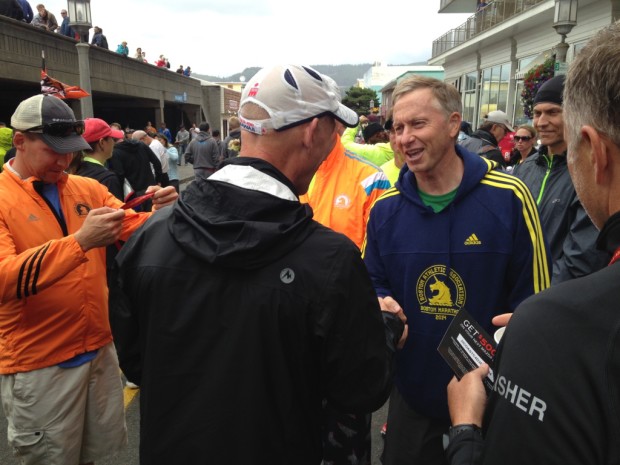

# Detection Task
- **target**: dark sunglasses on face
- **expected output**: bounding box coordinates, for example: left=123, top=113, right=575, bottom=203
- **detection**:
left=25, top=121, right=85, bottom=137
left=514, top=135, right=532, bottom=142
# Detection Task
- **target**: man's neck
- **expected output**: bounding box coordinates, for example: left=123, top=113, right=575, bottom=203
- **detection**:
left=547, top=142, right=567, bottom=156
left=415, top=153, right=464, bottom=195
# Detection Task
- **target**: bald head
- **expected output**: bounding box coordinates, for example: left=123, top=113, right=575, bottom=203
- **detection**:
left=131, top=130, right=150, bottom=143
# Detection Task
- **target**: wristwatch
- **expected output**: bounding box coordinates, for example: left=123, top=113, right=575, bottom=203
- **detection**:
left=448, top=424, right=482, bottom=442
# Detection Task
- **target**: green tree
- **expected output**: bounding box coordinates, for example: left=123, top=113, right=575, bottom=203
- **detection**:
left=342, top=87, right=379, bottom=116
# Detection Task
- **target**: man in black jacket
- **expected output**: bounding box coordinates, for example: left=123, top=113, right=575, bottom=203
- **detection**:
left=446, top=22, right=620, bottom=465
left=114, top=64, right=407, bottom=465
left=512, top=75, right=608, bottom=283
left=108, top=138, right=163, bottom=210
left=459, top=110, right=513, bottom=168
left=0, top=0, right=25, bottom=20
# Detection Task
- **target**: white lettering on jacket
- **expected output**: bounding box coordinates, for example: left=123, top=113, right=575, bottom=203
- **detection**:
left=494, top=375, right=547, bottom=422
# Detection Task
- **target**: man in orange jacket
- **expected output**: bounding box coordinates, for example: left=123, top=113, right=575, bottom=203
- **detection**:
left=301, top=123, right=390, bottom=249
left=0, top=95, right=177, bottom=465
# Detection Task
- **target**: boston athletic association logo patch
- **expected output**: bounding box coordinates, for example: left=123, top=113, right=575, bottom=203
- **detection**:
left=417, top=265, right=466, bottom=320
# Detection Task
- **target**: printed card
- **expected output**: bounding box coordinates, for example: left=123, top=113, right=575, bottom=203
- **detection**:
left=437, top=308, right=497, bottom=390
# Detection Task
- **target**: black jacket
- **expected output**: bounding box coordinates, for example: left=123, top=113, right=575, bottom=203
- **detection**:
left=114, top=157, right=403, bottom=465
left=448, top=212, right=620, bottom=465
left=0, top=0, right=24, bottom=20
left=459, top=129, right=504, bottom=167
left=512, top=147, right=608, bottom=283
left=76, top=160, right=123, bottom=200
left=109, top=140, right=163, bottom=200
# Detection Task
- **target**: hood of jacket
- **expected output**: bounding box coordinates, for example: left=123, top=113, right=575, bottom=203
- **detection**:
left=395, top=145, right=493, bottom=212
left=168, top=157, right=316, bottom=269
left=195, top=131, right=212, bottom=142
left=470, top=128, right=498, bottom=147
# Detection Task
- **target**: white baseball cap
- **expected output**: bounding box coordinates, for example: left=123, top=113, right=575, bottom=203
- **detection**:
left=239, top=65, right=358, bottom=135
left=484, top=110, right=515, bottom=132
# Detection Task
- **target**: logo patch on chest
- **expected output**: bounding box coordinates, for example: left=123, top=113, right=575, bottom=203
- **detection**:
left=417, top=265, right=466, bottom=320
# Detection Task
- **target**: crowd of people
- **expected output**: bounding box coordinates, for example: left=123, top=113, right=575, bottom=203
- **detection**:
left=0, top=2, right=193, bottom=76
left=0, top=17, right=620, bottom=465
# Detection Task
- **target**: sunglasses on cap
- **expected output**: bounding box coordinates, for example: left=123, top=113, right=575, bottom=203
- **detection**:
left=25, top=121, right=85, bottom=137
left=513, top=135, right=532, bottom=142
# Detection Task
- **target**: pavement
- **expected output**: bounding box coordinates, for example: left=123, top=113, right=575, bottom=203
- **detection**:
left=176, top=162, right=196, bottom=188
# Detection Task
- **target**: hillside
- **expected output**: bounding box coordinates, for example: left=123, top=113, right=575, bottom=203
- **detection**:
left=193, top=64, right=374, bottom=88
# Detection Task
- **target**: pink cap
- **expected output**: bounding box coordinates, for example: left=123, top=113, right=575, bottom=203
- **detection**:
left=83, top=118, right=124, bottom=143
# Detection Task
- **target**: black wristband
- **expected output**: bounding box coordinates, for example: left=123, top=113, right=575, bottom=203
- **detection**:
left=449, top=424, right=482, bottom=442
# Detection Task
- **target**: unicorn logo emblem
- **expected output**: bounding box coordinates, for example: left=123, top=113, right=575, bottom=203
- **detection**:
left=428, top=276, right=453, bottom=306
left=416, top=265, right=466, bottom=320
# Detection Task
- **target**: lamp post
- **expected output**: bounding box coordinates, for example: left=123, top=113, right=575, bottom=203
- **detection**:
left=553, top=0, right=578, bottom=69
left=67, top=0, right=93, bottom=118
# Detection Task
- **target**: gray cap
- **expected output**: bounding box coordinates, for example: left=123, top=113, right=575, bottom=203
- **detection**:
left=11, top=95, right=90, bottom=154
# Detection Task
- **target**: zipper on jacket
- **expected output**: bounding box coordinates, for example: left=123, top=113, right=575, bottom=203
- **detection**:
left=33, top=181, right=69, bottom=236
left=535, top=155, right=553, bottom=206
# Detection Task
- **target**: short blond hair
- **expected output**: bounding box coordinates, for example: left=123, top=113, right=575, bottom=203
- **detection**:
left=392, top=75, right=462, bottom=116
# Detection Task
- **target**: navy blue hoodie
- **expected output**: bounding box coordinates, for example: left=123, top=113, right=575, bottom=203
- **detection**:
left=362, top=146, right=551, bottom=419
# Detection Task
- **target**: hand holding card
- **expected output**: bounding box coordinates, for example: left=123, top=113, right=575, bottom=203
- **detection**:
left=437, top=309, right=497, bottom=390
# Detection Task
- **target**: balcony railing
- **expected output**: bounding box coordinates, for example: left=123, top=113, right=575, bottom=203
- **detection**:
left=432, top=0, right=546, bottom=57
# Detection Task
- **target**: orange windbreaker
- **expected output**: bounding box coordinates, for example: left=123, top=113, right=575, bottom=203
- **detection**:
left=300, top=139, right=390, bottom=249
left=0, top=165, right=150, bottom=374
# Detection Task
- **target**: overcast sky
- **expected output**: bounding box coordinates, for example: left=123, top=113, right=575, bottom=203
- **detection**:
left=41, top=0, right=471, bottom=78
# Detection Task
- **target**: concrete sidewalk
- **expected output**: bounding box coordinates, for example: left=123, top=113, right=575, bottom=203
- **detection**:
left=176, top=162, right=195, bottom=188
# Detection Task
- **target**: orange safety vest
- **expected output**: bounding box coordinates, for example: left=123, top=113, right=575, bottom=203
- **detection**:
left=300, top=140, right=390, bottom=249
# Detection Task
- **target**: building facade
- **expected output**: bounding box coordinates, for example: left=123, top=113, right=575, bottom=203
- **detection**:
left=429, top=0, right=619, bottom=127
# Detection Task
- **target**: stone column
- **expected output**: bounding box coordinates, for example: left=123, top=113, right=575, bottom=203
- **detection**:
left=75, top=42, right=93, bottom=119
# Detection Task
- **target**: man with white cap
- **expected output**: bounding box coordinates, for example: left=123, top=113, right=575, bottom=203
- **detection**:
left=0, top=95, right=177, bottom=465
left=460, top=110, right=514, bottom=168
left=114, top=64, right=407, bottom=464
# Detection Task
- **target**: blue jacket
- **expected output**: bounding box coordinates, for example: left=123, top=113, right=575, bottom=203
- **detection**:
left=59, top=16, right=74, bottom=37
left=362, top=146, right=550, bottom=419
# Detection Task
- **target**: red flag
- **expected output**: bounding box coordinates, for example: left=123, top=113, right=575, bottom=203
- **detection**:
left=40, top=50, right=90, bottom=100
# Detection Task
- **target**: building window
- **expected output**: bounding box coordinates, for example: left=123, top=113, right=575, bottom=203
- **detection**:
left=572, top=41, right=588, bottom=59
left=462, top=72, right=477, bottom=124
left=513, top=80, right=528, bottom=126
left=512, top=54, right=538, bottom=126
left=478, top=62, right=511, bottom=124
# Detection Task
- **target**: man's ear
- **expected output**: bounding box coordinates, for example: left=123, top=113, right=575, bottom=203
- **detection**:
left=302, top=118, right=320, bottom=150
left=448, top=112, right=461, bottom=139
left=581, top=125, right=610, bottom=185
left=12, top=131, right=25, bottom=150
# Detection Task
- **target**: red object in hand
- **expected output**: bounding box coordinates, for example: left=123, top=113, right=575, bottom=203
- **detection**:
left=121, top=192, right=155, bottom=210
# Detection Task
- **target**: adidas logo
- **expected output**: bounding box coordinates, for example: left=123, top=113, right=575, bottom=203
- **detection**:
left=27, top=214, right=40, bottom=222
left=464, top=233, right=482, bottom=245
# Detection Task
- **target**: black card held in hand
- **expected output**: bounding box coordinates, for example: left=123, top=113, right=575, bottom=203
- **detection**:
left=437, top=308, right=497, bottom=390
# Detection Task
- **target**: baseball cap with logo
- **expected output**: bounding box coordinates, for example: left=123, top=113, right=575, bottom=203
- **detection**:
left=82, top=118, right=125, bottom=143
left=238, top=64, right=358, bottom=135
left=484, top=110, right=515, bottom=132
left=11, top=95, right=90, bottom=154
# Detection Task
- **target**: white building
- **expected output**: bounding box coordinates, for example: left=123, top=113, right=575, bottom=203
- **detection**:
left=429, top=0, right=619, bottom=127
left=359, top=62, right=444, bottom=104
